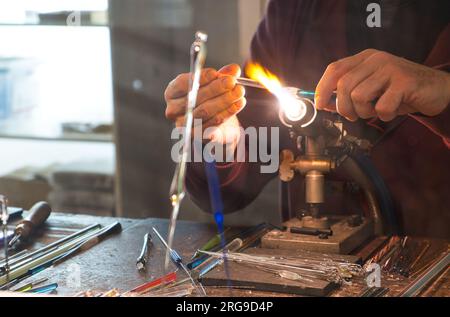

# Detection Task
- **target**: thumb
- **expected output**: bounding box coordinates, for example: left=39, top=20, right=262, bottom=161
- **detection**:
left=218, top=64, right=241, bottom=77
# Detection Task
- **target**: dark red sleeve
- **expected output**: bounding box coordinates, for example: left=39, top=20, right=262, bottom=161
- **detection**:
left=410, top=105, right=450, bottom=148
left=411, top=24, right=450, bottom=148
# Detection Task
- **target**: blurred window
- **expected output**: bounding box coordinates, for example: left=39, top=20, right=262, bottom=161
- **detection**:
left=0, top=0, right=112, bottom=141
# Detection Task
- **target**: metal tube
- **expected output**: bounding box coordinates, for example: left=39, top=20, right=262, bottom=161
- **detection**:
left=236, top=77, right=336, bottom=98
left=0, top=224, right=107, bottom=285
left=305, top=171, right=325, bottom=204
left=400, top=252, right=450, bottom=297
left=340, top=156, right=383, bottom=234
left=166, top=31, right=208, bottom=271
left=0, top=249, right=28, bottom=266
left=0, top=223, right=101, bottom=273
left=236, top=77, right=265, bottom=89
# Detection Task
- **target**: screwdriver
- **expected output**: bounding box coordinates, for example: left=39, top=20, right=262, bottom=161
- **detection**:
left=8, top=201, right=52, bottom=248
left=152, top=227, right=185, bottom=268
left=152, top=227, right=206, bottom=295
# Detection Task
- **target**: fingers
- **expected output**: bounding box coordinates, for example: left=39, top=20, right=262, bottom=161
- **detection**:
left=202, top=97, right=247, bottom=129
left=165, top=97, right=190, bottom=120
left=336, top=61, right=379, bottom=121
left=315, top=49, right=378, bottom=110
left=374, top=86, right=403, bottom=121
left=350, top=72, right=389, bottom=119
left=165, top=68, right=218, bottom=120
left=166, top=75, right=239, bottom=120
left=175, top=98, right=246, bottom=131
left=165, top=68, right=218, bottom=101
left=175, top=85, right=245, bottom=127
left=193, top=85, right=245, bottom=122
left=315, top=49, right=412, bottom=122
left=165, top=64, right=242, bottom=122
left=196, top=75, right=236, bottom=105
left=218, top=64, right=241, bottom=77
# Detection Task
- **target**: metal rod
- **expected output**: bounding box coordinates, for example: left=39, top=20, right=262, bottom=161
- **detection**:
left=52, top=222, right=122, bottom=266
left=400, top=252, right=450, bottom=297
left=152, top=227, right=206, bottom=296
left=237, top=77, right=336, bottom=97
left=190, top=228, right=230, bottom=260
left=236, top=77, right=265, bottom=89
left=0, top=249, right=28, bottom=265
left=165, top=31, right=208, bottom=271
left=198, top=238, right=243, bottom=278
left=152, top=227, right=169, bottom=250
left=0, top=223, right=101, bottom=274
left=0, top=223, right=113, bottom=285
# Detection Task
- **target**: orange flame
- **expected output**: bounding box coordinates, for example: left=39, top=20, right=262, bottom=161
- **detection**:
left=245, top=63, right=284, bottom=95
left=245, top=62, right=305, bottom=121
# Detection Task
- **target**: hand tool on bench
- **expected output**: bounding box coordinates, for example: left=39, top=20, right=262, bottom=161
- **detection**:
left=136, top=233, right=152, bottom=272
left=8, top=201, right=52, bottom=248
left=152, top=227, right=206, bottom=295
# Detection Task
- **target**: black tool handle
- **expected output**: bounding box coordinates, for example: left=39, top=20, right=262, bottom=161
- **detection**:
left=79, top=222, right=122, bottom=251
left=290, top=227, right=333, bottom=236
left=18, top=201, right=52, bottom=238
left=96, top=221, right=122, bottom=241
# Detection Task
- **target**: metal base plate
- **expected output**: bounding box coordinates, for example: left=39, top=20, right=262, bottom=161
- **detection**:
left=261, top=216, right=374, bottom=254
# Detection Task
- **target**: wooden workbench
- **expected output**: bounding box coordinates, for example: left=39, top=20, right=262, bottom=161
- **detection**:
left=2, top=213, right=449, bottom=297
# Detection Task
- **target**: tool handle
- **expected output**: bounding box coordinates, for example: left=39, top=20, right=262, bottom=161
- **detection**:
left=170, top=249, right=182, bottom=264
left=14, top=202, right=52, bottom=241
left=23, top=201, right=52, bottom=228
left=81, top=222, right=122, bottom=251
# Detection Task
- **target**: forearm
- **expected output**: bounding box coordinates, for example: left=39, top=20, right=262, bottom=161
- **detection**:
left=410, top=64, right=450, bottom=146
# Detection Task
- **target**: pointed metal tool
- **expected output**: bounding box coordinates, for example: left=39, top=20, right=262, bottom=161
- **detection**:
left=152, top=227, right=206, bottom=296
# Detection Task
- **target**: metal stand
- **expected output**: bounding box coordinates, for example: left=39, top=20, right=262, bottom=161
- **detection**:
left=262, top=216, right=374, bottom=254
left=264, top=117, right=377, bottom=254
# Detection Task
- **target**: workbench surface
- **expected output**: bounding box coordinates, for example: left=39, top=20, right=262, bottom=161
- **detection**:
left=2, top=213, right=449, bottom=297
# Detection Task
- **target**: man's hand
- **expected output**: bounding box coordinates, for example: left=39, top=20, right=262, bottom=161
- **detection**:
left=315, top=49, right=450, bottom=122
left=164, top=64, right=246, bottom=137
